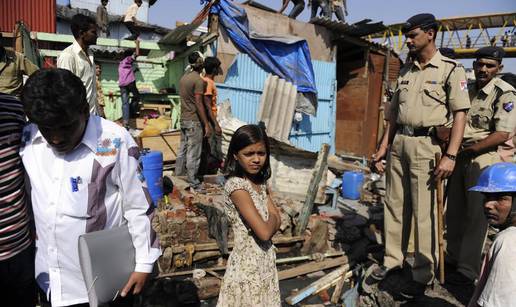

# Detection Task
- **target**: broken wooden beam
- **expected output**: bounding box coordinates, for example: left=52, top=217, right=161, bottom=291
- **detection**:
left=330, top=271, right=347, bottom=304
left=296, top=143, right=330, bottom=236
left=278, top=255, right=349, bottom=281
left=285, top=264, right=350, bottom=305
left=170, top=235, right=304, bottom=253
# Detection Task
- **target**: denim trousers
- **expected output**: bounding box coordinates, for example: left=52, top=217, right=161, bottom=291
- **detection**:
left=175, top=121, right=203, bottom=187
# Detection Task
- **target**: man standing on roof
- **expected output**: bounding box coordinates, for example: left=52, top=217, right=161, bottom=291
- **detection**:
left=308, top=0, right=330, bottom=20
left=279, top=0, right=305, bottom=20
left=57, top=14, right=99, bottom=115
left=124, top=0, right=142, bottom=41
left=175, top=52, right=213, bottom=192
left=96, top=0, right=110, bottom=37
left=445, top=47, right=516, bottom=288
left=0, top=32, right=38, bottom=97
left=330, top=0, right=347, bottom=23
left=371, top=13, right=470, bottom=298
left=466, top=163, right=516, bottom=307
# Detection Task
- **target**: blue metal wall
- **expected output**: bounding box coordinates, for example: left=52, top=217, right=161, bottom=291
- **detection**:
left=217, top=54, right=336, bottom=153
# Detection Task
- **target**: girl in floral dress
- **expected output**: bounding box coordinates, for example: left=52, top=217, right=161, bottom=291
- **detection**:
left=216, top=124, right=282, bottom=307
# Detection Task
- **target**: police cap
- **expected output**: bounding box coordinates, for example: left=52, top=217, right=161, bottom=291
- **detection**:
left=402, top=13, right=438, bottom=33
left=475, top=46, right=505, bottom=63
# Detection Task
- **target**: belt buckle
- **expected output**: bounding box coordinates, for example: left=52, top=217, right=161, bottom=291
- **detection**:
left=402, top=125, right=414, bottom=136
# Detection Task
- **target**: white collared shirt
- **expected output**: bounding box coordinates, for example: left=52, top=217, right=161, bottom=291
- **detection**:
left=57, top=40, right=98, bottom=115
left=20, top=115, right=161, bottom=307
left=124, top=3, right=139, bottom=22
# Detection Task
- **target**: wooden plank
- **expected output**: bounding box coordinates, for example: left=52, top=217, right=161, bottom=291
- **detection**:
left=295, top=143, right=330, bottom=236
left=278, top=255, right=349, bottom=281
left=331, top=272, right=347, bottom=304
left=141, top=132, right=180, bottom=162
left=285, top=265, right=350, bottom=305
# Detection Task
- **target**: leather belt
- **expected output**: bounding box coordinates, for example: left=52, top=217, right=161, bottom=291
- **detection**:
left=397, top=125, right=432, bottom=137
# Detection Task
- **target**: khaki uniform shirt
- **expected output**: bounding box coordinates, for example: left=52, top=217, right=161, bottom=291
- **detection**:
left=392, top=50, right=470, bottom=127
left=464, top=77, right=516, bottom=144
left=57, top=40, right=97, bottom=115
left=0, top=49, right=38, bottom=96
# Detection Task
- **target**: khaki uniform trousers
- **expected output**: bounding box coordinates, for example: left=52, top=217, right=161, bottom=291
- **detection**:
left=384, top=134, right=441, bottom=285
left=446, top=151, right=500, bottom=280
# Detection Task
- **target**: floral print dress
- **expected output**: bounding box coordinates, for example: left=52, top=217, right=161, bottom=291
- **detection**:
left=216, top=177, right=281, bottom=307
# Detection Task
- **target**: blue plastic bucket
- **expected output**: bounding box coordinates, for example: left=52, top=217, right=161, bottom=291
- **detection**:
left=141, top=151, right=163, bottom=205
left=341, top=171, right=365, bottom=200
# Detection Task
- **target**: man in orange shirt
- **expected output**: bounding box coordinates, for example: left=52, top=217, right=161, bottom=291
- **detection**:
left=202, top=57, right=223, bottom=173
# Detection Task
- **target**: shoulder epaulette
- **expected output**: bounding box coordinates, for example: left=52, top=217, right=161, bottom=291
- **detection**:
left=494, top=78, right=516, bottom=93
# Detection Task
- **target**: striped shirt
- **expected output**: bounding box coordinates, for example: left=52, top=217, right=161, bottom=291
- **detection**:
left=0, top=94, right=31, bottom=261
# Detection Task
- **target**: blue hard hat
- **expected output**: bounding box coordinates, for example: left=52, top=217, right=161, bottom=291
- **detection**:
left=469, top=162, right=516, bottom=193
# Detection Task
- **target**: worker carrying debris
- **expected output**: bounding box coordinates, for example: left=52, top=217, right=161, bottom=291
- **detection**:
left=371, top=13, right=470, bottom=298
left=217, top=125, right=282, bottom=306
left=467, top=163, right=516, bottom=307
left=446, top=46, right=516, bottom=287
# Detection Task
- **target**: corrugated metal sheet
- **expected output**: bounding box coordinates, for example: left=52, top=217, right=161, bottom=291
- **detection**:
left=217, top=53, right=336, bottom=153
left=257, top=75, right=297, bottom=143
left=0, top=0, right=56, bottom=33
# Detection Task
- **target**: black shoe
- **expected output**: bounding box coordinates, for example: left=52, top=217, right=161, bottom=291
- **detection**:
left=371, top=265, right=389, bottom=281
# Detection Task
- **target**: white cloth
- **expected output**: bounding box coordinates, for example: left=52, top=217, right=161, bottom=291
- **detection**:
left=20, top=115, right=161, bottom=307
left=477, top=226, right=516, bottom=307
left=124, top=3, right=139, bottom=22
left=57, top=40, right=98, bottom=115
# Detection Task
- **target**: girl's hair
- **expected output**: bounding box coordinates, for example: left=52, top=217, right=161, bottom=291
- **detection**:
left=223, top=124, right=272, bottom=183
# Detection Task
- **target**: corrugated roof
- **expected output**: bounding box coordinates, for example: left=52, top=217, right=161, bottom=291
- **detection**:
left=0, top=0, right=56, bottom=33
left=56, top=4, right=170, bottom=35
left=257, top=75, right=297, bottom=143
left=158, top=0, right=213, bottom=45
left=310, top=17, right=386, bottom=37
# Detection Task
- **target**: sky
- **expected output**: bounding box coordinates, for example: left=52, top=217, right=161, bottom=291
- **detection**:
left=146, top=0, right=516, bottom=72
left=57, top=0, right=516, bottom=71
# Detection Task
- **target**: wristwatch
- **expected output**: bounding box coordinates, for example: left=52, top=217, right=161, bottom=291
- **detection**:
left=444, top=153, right=457, bottom=161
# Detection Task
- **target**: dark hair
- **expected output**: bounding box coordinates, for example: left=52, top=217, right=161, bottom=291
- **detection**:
left=188, top=52, right=202, bottom=65
left=204, top=57, right=221, bottom=75
left=21, top=69, right=88, bottom=124
left=223, top=124, right=272, bottom=183
left=501, top=73, right=516, bottom=88
left=123, top=48, right=134, bottom=58
left=71, top=14, right=96, bottom=39
left=421, top=23, right=438, bottom=41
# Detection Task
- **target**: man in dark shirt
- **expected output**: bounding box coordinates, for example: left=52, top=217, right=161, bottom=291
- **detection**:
left=175, top=52, right=212, bottom=190
left=0, top=93, right=35, bottom=307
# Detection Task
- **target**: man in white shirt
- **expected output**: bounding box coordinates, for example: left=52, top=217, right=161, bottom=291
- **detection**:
left=467, top=162, right=516, bottom=307
left=123, top=0, right=142, bottom=40
left=57, top=14, right=98, bottom=115
left=20, top=69, right=161, bottom=307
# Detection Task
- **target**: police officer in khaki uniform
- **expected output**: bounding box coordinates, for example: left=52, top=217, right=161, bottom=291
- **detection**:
left=371, top=13, right=470, bottom=297
left=446, top=47, right=516, bottom=286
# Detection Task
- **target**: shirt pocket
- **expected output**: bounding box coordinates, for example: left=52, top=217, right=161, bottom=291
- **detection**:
left=422, top=83, right=446, bottom=106
left=397, top=85, right=410, bottom=104
left=60, top=182, right=97, bottom=219
left=470, top=107, right=492, bottom=130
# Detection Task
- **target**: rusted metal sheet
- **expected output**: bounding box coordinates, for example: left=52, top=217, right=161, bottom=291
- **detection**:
left=0, top=0, right=56, bottom=33
left=335, top=46, right=401, bottom=157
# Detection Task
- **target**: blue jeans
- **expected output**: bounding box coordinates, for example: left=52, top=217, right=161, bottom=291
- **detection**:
left=120, top=81, right=140, bottom=125
left=175, top=121, right=203, bottom=187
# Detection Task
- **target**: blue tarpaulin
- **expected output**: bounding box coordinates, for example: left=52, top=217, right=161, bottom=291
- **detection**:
left=211, top=0, right=318, bottom=103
